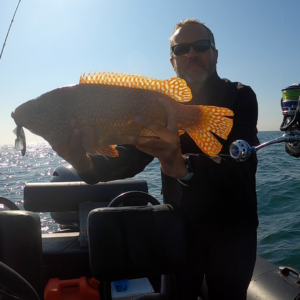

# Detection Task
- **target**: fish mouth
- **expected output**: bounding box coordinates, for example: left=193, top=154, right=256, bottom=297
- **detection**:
left=11, top=110, right=21, bottom=129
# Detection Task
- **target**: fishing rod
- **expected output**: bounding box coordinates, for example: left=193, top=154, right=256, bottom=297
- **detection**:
left=230, top=84, right=300, bottom=162
left=0, top=0, right=22, bottom=63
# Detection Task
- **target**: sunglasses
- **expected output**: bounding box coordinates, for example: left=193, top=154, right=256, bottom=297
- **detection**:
left=171, top=39, right=216, bottom=57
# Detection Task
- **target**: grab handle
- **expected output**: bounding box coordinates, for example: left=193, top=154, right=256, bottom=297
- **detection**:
left=279, top=266, right=300, bottom=284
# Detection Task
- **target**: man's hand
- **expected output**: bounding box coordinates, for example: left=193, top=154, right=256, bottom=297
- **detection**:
left=51, top=119, right=94, bottom=175
left=128, top=99, right=188, bottom=179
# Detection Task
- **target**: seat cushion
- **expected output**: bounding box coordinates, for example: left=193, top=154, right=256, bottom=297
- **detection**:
left=0, top=211, right=43, bottom=291
left=88, top=204, right=187, bottom=281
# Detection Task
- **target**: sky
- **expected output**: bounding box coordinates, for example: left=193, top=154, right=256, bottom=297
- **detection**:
left=0, top=0, right=299, bottom=145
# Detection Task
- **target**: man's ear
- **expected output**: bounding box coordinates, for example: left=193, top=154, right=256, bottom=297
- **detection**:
left=214, top=49, right=218, bottom=64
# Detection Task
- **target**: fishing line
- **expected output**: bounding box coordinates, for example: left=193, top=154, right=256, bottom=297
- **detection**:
left=0, top=0, right=22, bottom=63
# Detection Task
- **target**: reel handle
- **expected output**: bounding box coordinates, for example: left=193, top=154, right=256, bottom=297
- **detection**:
left=229, top=140, right=256, bottom=162
left=229, top=133, right=300, bottom=162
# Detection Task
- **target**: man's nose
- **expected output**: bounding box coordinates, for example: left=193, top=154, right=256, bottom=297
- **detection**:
left=187, top=46, right=199, bottom=58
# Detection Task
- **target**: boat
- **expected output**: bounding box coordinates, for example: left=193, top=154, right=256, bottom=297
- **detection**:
left=1, top=84, right=300, bottom=300
left=0, top=167, right=187, bottom=300
left=1, top=160, right=300, bottom=300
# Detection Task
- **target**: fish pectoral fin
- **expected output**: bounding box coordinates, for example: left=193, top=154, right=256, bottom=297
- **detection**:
left=80, top=127, right=120, bottom=157
left=186, top=105, right=234, bottom=156
left=139, top=128, right=157, bottom=137
left=88, top=145, right=119, bottom=157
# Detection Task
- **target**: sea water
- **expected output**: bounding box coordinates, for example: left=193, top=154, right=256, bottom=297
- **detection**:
left=1, top=131, right=300, bottom=270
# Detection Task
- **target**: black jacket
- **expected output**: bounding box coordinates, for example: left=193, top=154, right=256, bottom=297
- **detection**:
left=80, top=71, right=259, bottom=247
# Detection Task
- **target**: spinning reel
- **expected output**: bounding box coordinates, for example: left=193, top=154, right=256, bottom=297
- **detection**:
left=280, top=83, right=300, bottom=157
left=230, top=83, right=300, bottom=162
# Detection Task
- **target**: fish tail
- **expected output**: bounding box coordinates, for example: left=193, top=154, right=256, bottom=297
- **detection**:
left=185, top=105, right=234, bottom=156
left=79, top=71, right=192, bottom=102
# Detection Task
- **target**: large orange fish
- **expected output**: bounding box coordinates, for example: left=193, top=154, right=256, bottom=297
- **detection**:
left=11, top=72, right=234, bottom=157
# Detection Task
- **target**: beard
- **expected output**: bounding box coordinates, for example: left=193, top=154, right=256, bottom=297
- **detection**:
left=183, top=69, right=209, bottom=86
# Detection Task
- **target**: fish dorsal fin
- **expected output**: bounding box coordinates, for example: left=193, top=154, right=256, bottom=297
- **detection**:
left=79, top=71, right=192, bottom=102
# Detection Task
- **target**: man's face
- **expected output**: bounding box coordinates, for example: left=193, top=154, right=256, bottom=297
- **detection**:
left=170, top=24, right=218, bottom=87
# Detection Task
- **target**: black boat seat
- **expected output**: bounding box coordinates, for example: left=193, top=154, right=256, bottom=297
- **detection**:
left=0, top=211, right=43, bottom=294
left=24, top=180, right=149, bottom=212
left=88, top=204, right=187, bottom=299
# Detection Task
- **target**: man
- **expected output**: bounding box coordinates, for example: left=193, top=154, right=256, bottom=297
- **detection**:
left=53, top=19, right=259, bottom=300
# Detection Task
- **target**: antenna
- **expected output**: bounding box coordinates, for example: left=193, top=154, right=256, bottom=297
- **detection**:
left=0, top=0, right=22, bottom=63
